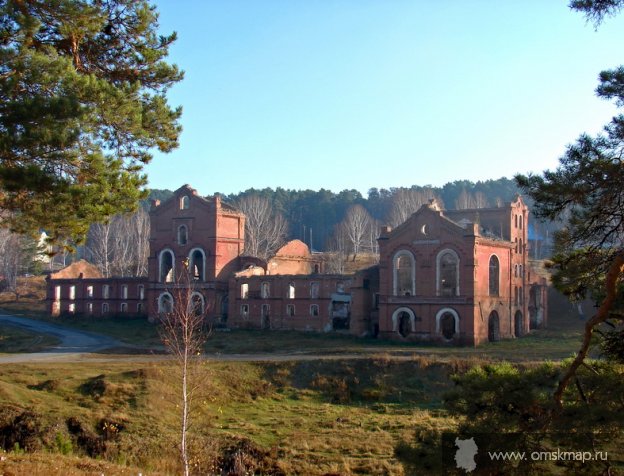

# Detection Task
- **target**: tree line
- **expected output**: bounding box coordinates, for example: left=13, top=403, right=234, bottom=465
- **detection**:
left=220, top=176, right=555, bottom=260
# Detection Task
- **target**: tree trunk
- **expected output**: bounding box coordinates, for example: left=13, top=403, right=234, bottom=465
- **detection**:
left=553, top=252, right=624, bottom=408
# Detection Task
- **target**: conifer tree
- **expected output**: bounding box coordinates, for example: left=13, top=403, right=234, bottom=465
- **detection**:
left=0, top=0, right=183, bottom=245
left=516, top=0, right=624, bottom=406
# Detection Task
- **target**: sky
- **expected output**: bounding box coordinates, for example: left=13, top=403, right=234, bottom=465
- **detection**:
left=147, top=1, right=624, bottom=197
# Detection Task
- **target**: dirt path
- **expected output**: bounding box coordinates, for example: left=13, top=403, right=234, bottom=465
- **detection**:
left=0, top=313, right=423, bottom=365
left=0, top=312, right=124, bottom=363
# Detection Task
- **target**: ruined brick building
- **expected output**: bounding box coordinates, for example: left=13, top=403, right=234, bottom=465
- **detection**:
left=47, top=185, right=548, bottom=346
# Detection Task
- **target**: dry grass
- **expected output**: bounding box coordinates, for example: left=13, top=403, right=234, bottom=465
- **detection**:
left=0, top=358, right=467, bottom=475
left=0, top=277, right=588, bottom=363
left=0, top=325, right=60, bottom=353
left=0, top=451, right=155, bottom=476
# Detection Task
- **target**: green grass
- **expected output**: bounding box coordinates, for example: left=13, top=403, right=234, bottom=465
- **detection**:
left=1, top=300, right=587, bottom=361
left=0, top=324, right=61, bottom=353
left=0, top=275, right=588, bottom=362
left=0, top=358, right=465, bottom=475
left=1, top=357, right=620, bottom=475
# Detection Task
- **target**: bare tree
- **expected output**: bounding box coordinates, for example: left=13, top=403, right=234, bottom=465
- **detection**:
left=454, top=189, right=490, bottom=209
left=85, top=208, right=150, bottom=277
left=387, top=188, right=439, bottom=227
left=474, top=191, right=490, bottom=208
left=0, top=228, right=21, bottom=295
left=326, top=222, right=348, bottom=274
left=234, top=195, right=288, bottom=260
left=341, top=205, right=372, bottom=261
left=86, top=221, right=113, bottom=277
left=158, top=268, right=209, bottom=476
left=132, top=207, right=150, bottom=277
left=366, top=217, right=380, bottom=258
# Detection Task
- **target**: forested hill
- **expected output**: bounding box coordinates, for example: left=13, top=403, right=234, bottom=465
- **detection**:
left=149, top=177, right=548, bottom=252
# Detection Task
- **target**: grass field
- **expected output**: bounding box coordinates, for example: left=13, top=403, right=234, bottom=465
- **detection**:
left=0, top=277, right=586, bottom=361
left=1, top=277, right=611, bottom=475
left=0, top=357, right=466, bottom=475
left=0, top=325, right=61, bottom=353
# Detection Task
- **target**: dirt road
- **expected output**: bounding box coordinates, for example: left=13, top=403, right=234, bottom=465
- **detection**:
left=0, top=312, right=123, bottom=363
left=0, top=313, right=404, bottom=365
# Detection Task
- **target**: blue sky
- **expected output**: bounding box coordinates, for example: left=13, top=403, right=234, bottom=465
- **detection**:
left=147, top=1, right=624, bottom=196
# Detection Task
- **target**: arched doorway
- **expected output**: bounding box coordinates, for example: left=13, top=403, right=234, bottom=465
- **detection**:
left=398, top=312, right=411, bottom=338
left=488, top=311, right=500, bottom=342
left=440, top=313, right=455, bottom=340
left=514, top=311, right=523, bottom=337
left=436, top=308, right=459, bottom=341
left=392, top=307, right=416, bottom=338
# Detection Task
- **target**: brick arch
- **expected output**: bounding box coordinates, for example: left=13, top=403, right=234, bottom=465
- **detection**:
left=435, top=308, right=460, bottom=341
left=188, top=248, right=206, bottom=281
left=159, top=248, right=175, bottom=283
left=393, top=249, right=416, bottom=296
left=436, top=248, right=460, bottom=297
left=158, top=292, right=174, bottom=313
left=391, top=307, right=416, bottom=337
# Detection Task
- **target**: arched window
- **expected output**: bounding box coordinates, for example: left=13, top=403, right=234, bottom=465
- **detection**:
left=514, top=264, right=518, bottom=278
left=261, top=282, right=270, bottom=299
left=159, top=249, right=175, bottom=283
left=241, top=283, right=249, bottom=299
left=437, top=249, right=459, bottom=297
left=288, top=282, right=295, bottom=299
left=489, top=255, right=499, bottom=296
left=393, top=250, right=415, bottom=296
left=188, top=248, right=206, bottom=281
left=178, top=225, right=188, bottom=245
left=310, top=304, right=319, bottom=316
left=190, top=292, right=205, bottom=316
left=180, top=195, right=189, bottom=210
left=158, top=293, right=174, bottom=313
left=515, top=238, right=518, bottom=253
left=519, top=238, right=523, bottom=255
left=435, top=308, right=459, bottom=341
left=310, top=282, right=319, bottom=299
left=102, top=302, right=109, bottom=314
left=519, top=216, right=523, bottom=229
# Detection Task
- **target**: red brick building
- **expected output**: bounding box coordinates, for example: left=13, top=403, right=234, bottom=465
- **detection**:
left=47, top=184, right=245, bottom=321
left=46, top=186, right=547, bottom=346
left=47, top=260, right=147, bottom=317
left=376, top=196, right=544, bottom=345
left=146, top=184, right=245, bottom=320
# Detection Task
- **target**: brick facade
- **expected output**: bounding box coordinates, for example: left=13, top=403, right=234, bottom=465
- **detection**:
left=46, top=186, right=548, bottom=346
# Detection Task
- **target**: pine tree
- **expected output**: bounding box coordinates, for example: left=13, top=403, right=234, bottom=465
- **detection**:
left=516, top=0, right=624, bottom=407
left=0, top=0, right=183, bottom=245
